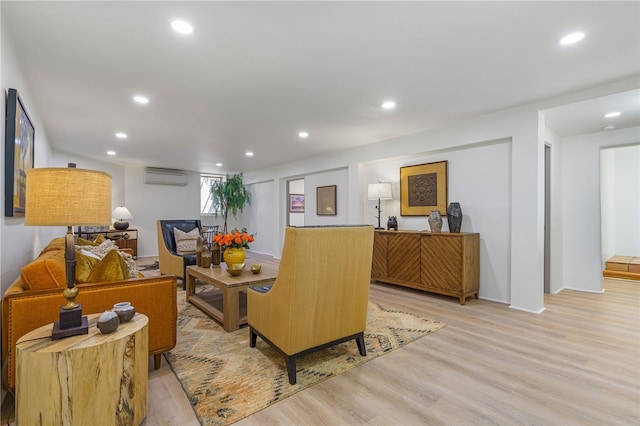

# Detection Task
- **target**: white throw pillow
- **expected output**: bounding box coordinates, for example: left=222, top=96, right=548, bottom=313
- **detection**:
left=174, top=227, right=200, bottom=254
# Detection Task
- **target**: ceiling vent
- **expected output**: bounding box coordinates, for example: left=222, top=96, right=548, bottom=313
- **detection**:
left=144, top=167, right=188, bottom=186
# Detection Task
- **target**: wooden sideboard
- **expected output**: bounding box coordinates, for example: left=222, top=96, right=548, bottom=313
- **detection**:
left=371, top=230, right=480, bottom=304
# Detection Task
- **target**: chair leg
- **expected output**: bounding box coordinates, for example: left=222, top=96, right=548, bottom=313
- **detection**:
left=154, top=354, right=162, bottom=370
left=286, top=356, right=297, bottom=385
left=355, top=332, right=366, bottom=356
left=250, top=327, right=257, bottom=348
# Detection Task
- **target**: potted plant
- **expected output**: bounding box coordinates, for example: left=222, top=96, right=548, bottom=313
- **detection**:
left=210, top=173, right=252, bottom=233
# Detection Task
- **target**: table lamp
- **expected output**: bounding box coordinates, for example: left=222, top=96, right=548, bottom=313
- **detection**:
left=367, top=182, right=393, bottom=230
left=112, top=206, right=133, bottom=230
left=25, top=165, right=112, bottom=340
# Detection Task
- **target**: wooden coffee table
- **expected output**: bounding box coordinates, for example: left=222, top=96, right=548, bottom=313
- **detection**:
left=185, top=252, right=280, bottom=331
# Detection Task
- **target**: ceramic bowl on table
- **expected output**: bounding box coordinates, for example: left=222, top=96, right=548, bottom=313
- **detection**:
left=227, top=263, right=245, bottom=276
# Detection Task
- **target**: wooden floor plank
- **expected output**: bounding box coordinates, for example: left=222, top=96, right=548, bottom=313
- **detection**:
left=3, top=278, right=638, bottom=425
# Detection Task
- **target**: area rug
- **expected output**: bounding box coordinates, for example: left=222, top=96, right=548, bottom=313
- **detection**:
left=165, top=293, right=446, bottom=425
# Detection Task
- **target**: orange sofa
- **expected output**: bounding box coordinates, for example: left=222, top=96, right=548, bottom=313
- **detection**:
left=2, top=238, right=178, bottom=391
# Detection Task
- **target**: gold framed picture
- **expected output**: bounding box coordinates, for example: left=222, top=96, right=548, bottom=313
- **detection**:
left=316, top=185, right=337, bottom=215
left=400, top=160, right=447, bottom=216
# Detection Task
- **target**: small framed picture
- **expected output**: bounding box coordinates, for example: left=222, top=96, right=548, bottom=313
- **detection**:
left=316, top=185, right=337, bottom=216
left=289, top=194, right=305, bottom=213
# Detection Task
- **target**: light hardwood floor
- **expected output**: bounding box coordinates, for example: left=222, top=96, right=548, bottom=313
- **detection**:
left=3, top=278, right=639, bottom=425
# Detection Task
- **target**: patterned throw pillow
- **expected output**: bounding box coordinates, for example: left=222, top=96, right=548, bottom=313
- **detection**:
left=174, top=227, right=199, bottom=254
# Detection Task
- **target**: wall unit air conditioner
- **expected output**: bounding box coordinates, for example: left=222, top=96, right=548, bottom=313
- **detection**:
left=144, top=167, right=188, bottom=186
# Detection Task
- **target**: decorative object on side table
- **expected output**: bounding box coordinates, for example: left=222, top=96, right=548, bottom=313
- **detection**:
left=368, top=182, right=393, bottom=229
left=447, top=202, right=463, bottom=233
left=250, top=263, right=262, bottom=274
left=112, top=205, right=133, bottom=230
left=212, top=242, right=221, bottom=265
left=227, top=263, right=245, bottom=276
left=387, top=216, right=398, bottom=230
left=97, top=310, right=119, bottom=334
left=113, top=302, right=135, bottom=323
left=428, top=210, right=443, bottom=233
left=214, top=227, right=255, bottom=267
left=25, top=164, right=112, bottom=340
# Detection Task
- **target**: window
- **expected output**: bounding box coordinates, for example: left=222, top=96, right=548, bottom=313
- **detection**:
left=201, top=174, right=223, bottom=215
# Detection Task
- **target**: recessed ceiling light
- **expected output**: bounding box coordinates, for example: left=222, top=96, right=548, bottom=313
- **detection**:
left=604, top=111, right=622, bottom=118
left=107, top=150, right=116, bottom=156
left=216, top=163, right=223, bottom=167
left=298, top=131, right=309, bottom=139
left=133, top=95, right=149, bottom=104
left=559, top=32, right=585, bottom=46
left=603, top=124, right=616, bottom=131
left=171, top=20, right=194, bottom=35
left=115, top=132, right=127, bottom=139
left=381, top=101, right=396, bottom=110
left=245, top=151, right=254, bottom=157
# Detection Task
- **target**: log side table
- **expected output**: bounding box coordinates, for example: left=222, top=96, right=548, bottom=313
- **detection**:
left=16, top=313, right=149, bottom=425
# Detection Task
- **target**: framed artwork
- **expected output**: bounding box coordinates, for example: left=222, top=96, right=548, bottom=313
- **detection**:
left=400, top=160, right=448, bottom=216
left=316, top=185, right=337, bottom=216
left=5, top=88, right=35, bottom=217
left=289, top=194, right=305, bottom=213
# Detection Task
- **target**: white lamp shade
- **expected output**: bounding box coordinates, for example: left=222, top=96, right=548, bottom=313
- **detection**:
left=112, top=206, right=133, bottom=220
left=367, top=182, right=393, bottom=200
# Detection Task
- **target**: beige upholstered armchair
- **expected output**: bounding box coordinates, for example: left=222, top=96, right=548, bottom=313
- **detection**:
left=156, top=219, right=202, bottom=289
left=248, top=225, right=374, bottom=385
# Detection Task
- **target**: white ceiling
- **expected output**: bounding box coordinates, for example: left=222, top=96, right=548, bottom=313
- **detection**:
left=3, top=1, right=640, bottom=173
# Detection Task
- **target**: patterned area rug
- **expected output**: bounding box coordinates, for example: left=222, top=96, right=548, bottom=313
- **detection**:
left=166, top=293, right=446, bottom=425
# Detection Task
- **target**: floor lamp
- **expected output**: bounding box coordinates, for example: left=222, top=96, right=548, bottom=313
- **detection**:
left=367, top=182, right=393, bottom=230
left=25, top=165, right=112, bottom=340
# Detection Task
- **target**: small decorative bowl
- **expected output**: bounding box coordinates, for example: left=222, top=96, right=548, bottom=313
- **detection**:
left=113, top=302, right=136, bottom=323
left=97, top=310, right=120, bottom=334
left=250, top=263, right=262, bottom=274
left=227, top=263, right=245, bottom=276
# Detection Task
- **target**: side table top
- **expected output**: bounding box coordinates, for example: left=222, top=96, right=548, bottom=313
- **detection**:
left=16, top=313, right=148, bottom=352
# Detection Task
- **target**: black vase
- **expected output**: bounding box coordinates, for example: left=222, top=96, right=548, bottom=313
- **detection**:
left=447, top=202, right=463, bottom=233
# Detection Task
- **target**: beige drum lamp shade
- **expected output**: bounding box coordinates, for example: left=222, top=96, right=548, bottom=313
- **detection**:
left=25, top=168, right=112, bottom=226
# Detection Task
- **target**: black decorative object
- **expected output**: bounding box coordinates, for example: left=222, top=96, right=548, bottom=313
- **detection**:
left=387, top=216, right=398, bottom=231
left=447, top=202, right=463, bottom=233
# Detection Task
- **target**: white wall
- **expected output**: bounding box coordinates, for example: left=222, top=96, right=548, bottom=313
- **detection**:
left=600, top=144, right=640, bottom=260
left=1, top=20, right=55, bottom=296
left=243, top=179, right=275, bottom=255
left=561, top=127, right=640, bottom=292
left=124, top=166, right=204, bottom=257
left=361, top=140, right=512, bottom=303
left=245, top=104, right=546, bottom=312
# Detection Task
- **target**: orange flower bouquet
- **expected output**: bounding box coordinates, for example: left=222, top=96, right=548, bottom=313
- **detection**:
left=213, top=227, right=254, bottom=249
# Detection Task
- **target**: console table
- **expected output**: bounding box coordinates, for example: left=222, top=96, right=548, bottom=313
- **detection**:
left=16, top=313, right=149, bottom=425
left=77, top=228, right=138, bottom=258
left=372, top=230, right=480, bottom=304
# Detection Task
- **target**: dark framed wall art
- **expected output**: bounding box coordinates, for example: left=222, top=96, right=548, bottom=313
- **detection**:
left=316, top=185, right=337, bottom=215
left=400, top=160, right=448, bottom=216
left=5, top=88, right=35, bottom=217
left=289, top=194, right=305, bottom=213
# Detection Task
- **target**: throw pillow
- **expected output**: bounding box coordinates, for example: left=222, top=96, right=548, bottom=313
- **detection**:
left=76, top=240, right=138, bottom=280
left=20, top=249, right=66, bottom=290
left=76, top=249, right=129, bottom=283
left=174, top=227, right=200, bottom=254
left=77, top=237, right=99, bottom=246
